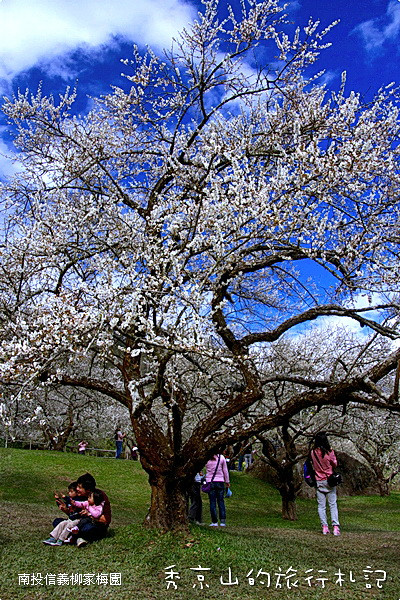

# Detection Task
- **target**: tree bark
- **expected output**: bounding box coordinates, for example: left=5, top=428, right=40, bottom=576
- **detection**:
left=281, top=495, right=298, bottom=521
left=144, top=472, right=190, bottom=532
left=393, top=359, right=400, bottom=402
left=376, top=477, right=390, bottom=497
left=278, top=482, right=298, bottom=521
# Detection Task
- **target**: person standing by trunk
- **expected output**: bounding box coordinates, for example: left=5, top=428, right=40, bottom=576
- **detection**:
left=188, top=472, right=203, bottom=525
left=205, top=454, right=230, bottom=527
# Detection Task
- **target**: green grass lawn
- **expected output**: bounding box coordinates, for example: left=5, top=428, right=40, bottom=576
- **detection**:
left=0, top=448, right=399, bottom=600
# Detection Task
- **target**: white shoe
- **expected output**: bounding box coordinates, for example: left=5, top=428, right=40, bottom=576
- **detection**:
left=67, top=526, right=79, bottom=533
left=219, top=522, right=226, bottom=527
left=76, top=537, right=88, bottom=547
left=209, top=523, right=218, bottom=527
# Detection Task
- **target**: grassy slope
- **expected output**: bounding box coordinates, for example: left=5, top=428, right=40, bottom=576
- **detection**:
left=0, top=448, right=399, bottom=600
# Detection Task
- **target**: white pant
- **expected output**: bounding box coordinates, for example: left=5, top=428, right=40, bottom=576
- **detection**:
left=244, top=454, right=252, bottom=468
left=316, top=480, right=339, bottom=527
left=50, top=518, right=80, bottom=541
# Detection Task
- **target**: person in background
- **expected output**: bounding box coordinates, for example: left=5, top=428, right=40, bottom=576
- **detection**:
left=205, top=453, right=230, bottom=527
left=224, top=446, right=235, bottom=470
left=130, top=445, right=138, bottom=461
left=125, top=438, right=139, bottom=460
left=78, top=440, right=88, bottom=455
left=114, top=428, right=126, bottom=459
left=237, top=448, right=245, bottom=472
left=188, top=472, right=203, bottom=525
left=243, top=441, right=253, bottom=469
left=311, top=432, right=341, bottom=536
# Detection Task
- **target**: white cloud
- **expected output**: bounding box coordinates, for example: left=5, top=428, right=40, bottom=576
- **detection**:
left=298, top=313, right=367, bottom=339
left=354, top=1, right=400, bottom=53
left=288, top=292, right=398, bottom=344
left=285, top=0, right=301, bottom=14
left=318, top=70, right=338, bottom=87
left=0, top=0, right=196, bottom=84
left=0, top=129, right=20, bottom=178
left=0, top=0, right=196, bottom=176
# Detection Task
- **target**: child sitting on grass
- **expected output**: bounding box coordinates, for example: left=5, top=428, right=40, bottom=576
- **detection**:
left=43, top=482, right=84, bottom=546
left=64, top=489, right=105, bottom=544
left=53, top=481, right=82, bottom=523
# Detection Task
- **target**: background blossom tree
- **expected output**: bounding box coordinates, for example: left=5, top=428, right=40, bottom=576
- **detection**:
left=340, top=406, right=400, bottom=496
left=1, top=0, right=400, bottom=530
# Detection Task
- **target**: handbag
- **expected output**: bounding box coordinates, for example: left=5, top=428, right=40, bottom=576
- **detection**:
left=201, top=455, right=221, bottom=493
left=225, top=487, right=232, bottom=498
left=327, top=472, right=342, bottom=487
left=201, top=482, right=212, bottom=493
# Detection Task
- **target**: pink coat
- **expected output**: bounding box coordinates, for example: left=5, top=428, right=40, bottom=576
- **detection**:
left=311, top=448, right=337, bottom=481
left=72, top=499, right=104, bottom=519
left=205, top=454, right=230, bottom=484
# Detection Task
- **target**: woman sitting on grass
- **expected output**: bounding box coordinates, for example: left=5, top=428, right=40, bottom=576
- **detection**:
left=73, top=473, right=112, bottom=546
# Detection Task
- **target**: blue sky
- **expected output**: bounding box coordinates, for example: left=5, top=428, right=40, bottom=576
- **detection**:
left=0, top=0, right=399, bottom=176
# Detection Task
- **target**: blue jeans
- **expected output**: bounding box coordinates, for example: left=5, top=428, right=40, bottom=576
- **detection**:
left=115, top=440, right=123, bottom=458
left=78, top=517, right=109, bottom=542
left=208, top=482, right=226, bottom=523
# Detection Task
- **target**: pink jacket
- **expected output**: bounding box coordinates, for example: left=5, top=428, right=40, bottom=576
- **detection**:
left=205, top=454, right=230, bottom=484
left=311, top=448, right=337, bottom=481
left=72, top=499, right=104, bottom=519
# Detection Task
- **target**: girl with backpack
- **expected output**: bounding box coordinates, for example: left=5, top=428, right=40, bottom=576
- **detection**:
left=311, top=432, right=341, bottom=536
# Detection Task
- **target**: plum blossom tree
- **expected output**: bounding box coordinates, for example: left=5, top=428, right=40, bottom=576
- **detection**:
left=340, top=406, right=400, bottom=496
left=0, top=383, right=131, bottom=451
left=1, top=0, right=400, bottom=530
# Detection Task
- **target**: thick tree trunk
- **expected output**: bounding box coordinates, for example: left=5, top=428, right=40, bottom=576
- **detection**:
left=144, top=473, right=191, bottom=532
left=53, top=440, right=68, bottom=451
left=281, top=496, right=297, bottom=521
left=377, top=478, right=390, bottom=497
left=132, top=407, right=199, bottom=532
left=278, top=485, right=298, bottom=521
left=41, top=415, right=74, bottom=451
left=371, top=464, right=390, bottom=496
